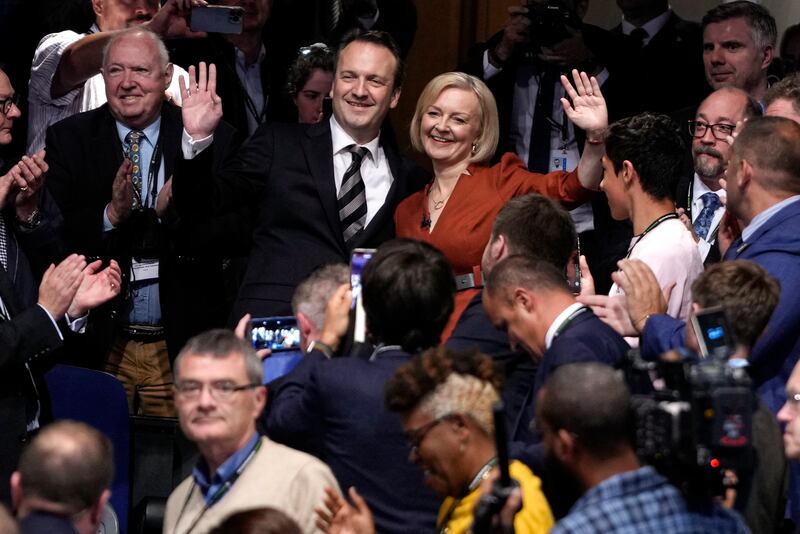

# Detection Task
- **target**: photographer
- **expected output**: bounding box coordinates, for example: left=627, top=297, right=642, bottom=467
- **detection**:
left=537, top=362, right=748, bottom=533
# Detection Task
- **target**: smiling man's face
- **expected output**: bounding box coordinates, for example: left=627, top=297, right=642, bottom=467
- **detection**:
left=331, top=40, right=400, bottom=145
left=103, top=32, right=172, bottom=130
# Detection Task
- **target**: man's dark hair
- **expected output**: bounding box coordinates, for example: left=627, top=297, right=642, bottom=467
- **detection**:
left=538, top=363, right=634, bottom=460
left=702, top=1, right=777, bottom=51
left=484, top=255, right=571, bottom=304
left=362, top=239, right=454, bottom=352
left=732, top=116, right=800, bottom=195
left=692, top=260, right=780, bottom=349
left=491, top=194, right=577, bottom=270
left=764, top=72, right=800, bottom=112
left=18, top=420, right=114, bottom=515
left=604, top=113, right=686, bottom=201
left=335, top=30, right=405, bottom=90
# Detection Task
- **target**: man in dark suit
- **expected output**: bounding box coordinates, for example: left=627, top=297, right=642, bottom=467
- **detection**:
left=175, top=30, right=425, bottom=321
left=12, top=421, right=114, bottom=534
left=265, top=239, right=452, bottom=533
left=483, top=255, right=629, bottom=442
left=447, top=193, right=578, bottom=441
left=675, top=87, right=761, bottom=266
left=482, top=254, right=629, bottom=517
left=45, top=28, right=237, bottom=416
left=0, top=66, right=121, bottom=505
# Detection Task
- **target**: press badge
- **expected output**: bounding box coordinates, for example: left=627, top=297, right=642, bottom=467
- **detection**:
left=550, top=148, right=568, bottom=172
left=131, top=258, right=159, bottom=282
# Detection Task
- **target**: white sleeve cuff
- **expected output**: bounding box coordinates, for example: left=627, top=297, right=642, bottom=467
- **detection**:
left=65, top=312, right=88, bottom=334
left=483, top=50, right=502, bottom=79
left=37, top=303, right=64, bottom=341
left=181, top=129, right=214, bottom=160
left=103, top=203, right=115, bottom=232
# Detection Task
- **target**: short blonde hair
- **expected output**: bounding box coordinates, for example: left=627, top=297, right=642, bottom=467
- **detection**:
left=418, top=372, right=500, bottom=436
left=409, top=72, right=499, bottom=164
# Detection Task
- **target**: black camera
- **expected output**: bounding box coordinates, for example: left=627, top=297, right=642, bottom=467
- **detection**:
left=624, top=349, right=754, bottom=498
left=524, top=0, right=582, bottom=52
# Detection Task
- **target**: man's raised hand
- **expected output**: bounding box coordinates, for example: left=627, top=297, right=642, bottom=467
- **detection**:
left=180, top=62, right=223, bottom=140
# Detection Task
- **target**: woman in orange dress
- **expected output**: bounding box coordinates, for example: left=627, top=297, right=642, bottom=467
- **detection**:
left=394, top=70, right=608, bottom=339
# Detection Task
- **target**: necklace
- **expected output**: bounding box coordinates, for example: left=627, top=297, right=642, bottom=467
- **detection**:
left=430, top=185, right=455, bottom=211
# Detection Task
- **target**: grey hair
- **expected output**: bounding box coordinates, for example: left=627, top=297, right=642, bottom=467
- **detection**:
left=175, top=329, right=263, bottom=385
left=102, top=26, right=170, bottom=72
left=291, top=264, right=350, bottom=331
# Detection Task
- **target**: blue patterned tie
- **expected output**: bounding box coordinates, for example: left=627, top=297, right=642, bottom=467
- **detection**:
left=124, top=130, right=145, bottom=210
left=693, top=192, right=721, bottom=240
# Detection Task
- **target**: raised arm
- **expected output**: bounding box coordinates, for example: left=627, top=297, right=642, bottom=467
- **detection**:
left=560, top=69, right=607, bottom=190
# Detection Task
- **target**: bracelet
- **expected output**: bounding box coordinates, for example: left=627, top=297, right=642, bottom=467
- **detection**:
left=586, top=137, right=604, bottom=145
left=306, top=340, right=334, bottom=358
left=634, top=313, right=651, bottom=333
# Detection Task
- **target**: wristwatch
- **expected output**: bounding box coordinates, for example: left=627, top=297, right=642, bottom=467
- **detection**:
left=306, top=340, right=334, bottom=358
left=16, top=209, right=43, bottom=229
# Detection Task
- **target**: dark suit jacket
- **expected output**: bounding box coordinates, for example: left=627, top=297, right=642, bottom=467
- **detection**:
left=264, top=349, right=440, bottom=534
left=0, top=203, right=65, bottom=504
left=44, top=103, right=239, bottom=363
left=512, top=307, right=630, bottom=443
left=608, top=12, right=710, bottom=118
left=20, top=511, right=78, bottom=534
left=446, top=291, right=536, bottom=440
left=174, top=119, right=426, bottom=319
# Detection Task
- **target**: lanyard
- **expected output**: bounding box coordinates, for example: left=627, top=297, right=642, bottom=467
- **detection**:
left=133, top=139, right=162, bottom=210
left=437, top=457, right=499, bottom=534
left=174, top=438, right=262, bottom=534
left=626, top=212, right=679, bottom=258
left=553, top=306, right=588, bottom=339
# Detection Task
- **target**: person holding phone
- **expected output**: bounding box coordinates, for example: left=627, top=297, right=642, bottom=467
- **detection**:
left=265, top=240, right=454, bottom=534
left=394, top=70, right=606, bottom=340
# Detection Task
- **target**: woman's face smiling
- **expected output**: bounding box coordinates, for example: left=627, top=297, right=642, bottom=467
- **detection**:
left=421, top=87, right=481, bottom=169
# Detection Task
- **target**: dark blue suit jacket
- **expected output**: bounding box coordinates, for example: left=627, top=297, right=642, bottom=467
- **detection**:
left=642, top=199, right=800, bottom=414
left=264, top=348, right=440, bottom=534
left=446, top=292, right=536, bottom=441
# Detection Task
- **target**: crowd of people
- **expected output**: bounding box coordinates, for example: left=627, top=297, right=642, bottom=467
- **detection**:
left=2, top=0, right=800, bottom=532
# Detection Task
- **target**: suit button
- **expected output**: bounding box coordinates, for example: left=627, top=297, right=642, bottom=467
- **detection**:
left=18, top=433, right=29, bottom=443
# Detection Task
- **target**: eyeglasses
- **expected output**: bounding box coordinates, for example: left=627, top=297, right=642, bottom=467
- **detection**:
left=174, top=380, right=261, bottom=401
left=405, top=414, right=454, bottom=453
left=298, top=42, right=330, bottom=57
left=688, top=120, right=735, bottom=140
left=0, top=94, right=19, bottom=115
left=784, top=393, right=800, bottom=414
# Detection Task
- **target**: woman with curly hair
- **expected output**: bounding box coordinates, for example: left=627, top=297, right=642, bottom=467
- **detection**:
left=382, top=346, right=553, bottom=533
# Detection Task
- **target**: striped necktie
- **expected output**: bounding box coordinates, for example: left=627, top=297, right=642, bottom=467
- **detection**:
left=338, top=145, right=369, bottom=246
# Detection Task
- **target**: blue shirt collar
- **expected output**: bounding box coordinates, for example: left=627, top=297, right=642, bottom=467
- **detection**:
left=192, top=433, right=260, bottom=502
left=742, top=195, right=800, bottom=243
left=115, top=116, right=162, bottom=148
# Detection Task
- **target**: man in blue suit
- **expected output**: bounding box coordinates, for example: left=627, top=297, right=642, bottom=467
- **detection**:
left=638, top=117, right=800, bottom=415
left=264, top=239, right=454, bottom=534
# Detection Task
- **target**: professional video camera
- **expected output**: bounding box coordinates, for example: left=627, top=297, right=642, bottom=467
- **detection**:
left=524, top=0, right=583, bottom=53
left=623, top=345, right=754, bottom=499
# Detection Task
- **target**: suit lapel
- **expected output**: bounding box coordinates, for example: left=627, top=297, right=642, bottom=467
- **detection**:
left=93, top=106, right=125, bottom=188
left=303, top=122, right=345, bottom=250
left=160, top=104, right=182, bottom=180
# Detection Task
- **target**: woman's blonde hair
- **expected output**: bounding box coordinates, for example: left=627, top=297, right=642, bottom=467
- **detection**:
left=409, top=72, right=500, bottom=164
